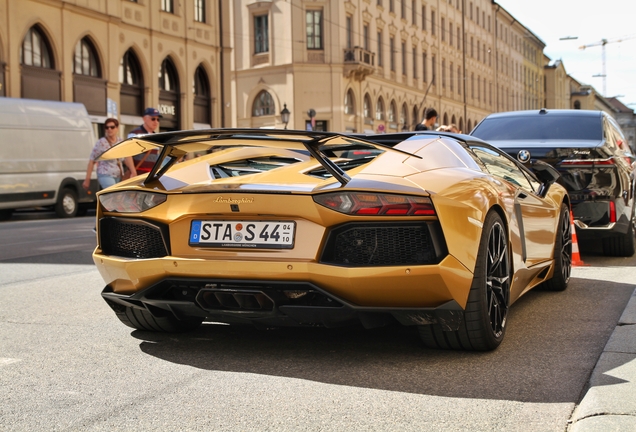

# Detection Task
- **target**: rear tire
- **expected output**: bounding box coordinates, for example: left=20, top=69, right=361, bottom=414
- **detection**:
left=114, top=304, right=203, bottom=332
left=55, top=187, right=78, bottom=218
left=602, top=221, right=635, bottom=257
left=540, top=203, right=571, bottom=291
left=418, top=211, right=511, bottom=351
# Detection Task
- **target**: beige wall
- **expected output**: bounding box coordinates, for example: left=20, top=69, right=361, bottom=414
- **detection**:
left=2, top=0, right=620, bottom=134
left=0, top=0, right=224, bottom=131
left=544, top=59, right=570, bottom=109
left=232, top=0, right=548, bottom=134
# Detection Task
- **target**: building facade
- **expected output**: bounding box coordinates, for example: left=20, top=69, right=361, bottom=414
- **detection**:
left=0, top=0, right=228, bottom=137
left=1, top=0, right=629, bottom=138
left=232, top=0, right=546, bottom=133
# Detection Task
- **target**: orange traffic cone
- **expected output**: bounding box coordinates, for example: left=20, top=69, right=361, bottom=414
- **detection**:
left=570, top=210, right=585, bottom=266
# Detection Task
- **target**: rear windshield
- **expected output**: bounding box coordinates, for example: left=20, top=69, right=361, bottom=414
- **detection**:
left=471, top=114, right=603, bottom=141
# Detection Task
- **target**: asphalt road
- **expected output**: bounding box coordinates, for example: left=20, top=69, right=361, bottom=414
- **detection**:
left=0, top=213, right=634, bottom=431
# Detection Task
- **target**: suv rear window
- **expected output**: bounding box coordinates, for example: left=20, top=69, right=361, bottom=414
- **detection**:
left=472, top=114, right=603, bottom=141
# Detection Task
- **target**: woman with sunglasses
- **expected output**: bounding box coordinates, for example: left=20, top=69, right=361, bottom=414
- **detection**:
left=82, top=118, right=137, bottom=191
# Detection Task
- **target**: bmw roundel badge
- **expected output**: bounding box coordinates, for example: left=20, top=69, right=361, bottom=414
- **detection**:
left=517, top=150, right=531, bottom=163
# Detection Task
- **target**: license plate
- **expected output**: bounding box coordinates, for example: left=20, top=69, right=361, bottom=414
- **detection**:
left=189, top=220, right=295, bottom=249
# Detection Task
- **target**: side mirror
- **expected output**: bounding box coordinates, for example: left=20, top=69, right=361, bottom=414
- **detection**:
left=531, top=160, right=560, bottom=197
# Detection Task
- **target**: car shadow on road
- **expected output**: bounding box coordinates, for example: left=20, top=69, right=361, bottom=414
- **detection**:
left=134, top=277, right=634, bottom=404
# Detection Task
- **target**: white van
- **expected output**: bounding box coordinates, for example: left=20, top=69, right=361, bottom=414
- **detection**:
left=0, top=98, right=98, bottom=220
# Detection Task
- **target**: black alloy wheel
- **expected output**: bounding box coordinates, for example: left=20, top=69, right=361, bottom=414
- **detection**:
left=418, top=211, right=511, bottom=351
left=483, top=216, right=510, bottom=339
left=541, top=203, right=571, bottom=291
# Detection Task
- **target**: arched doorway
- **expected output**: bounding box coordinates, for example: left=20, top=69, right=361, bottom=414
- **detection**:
left=73, top=36, right=106, bottom=116
left=119, top=49, right=144, bottom=117
left=158, top=57, right=181, bottom=131
left=193, top=65, right=211, bottom=128
left=21, top=25, right=60, bottom=101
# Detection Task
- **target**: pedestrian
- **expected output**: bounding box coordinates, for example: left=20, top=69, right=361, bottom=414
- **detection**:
left=127, top=107, right=162, bottom=173
left=82, top=118, right=137, bottom=191
left=414, top=108, right=438, bottom=131
left=127, top=107, right=162, bottom=137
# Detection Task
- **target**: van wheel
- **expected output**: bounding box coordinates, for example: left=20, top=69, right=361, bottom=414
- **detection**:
left=55, top=188, right=78, bottom=218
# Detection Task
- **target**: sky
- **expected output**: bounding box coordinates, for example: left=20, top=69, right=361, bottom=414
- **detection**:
left=495, top=0, right=636, bottom=108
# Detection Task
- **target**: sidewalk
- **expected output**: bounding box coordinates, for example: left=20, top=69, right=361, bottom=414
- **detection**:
left=568, top=288, right=636, bottom=431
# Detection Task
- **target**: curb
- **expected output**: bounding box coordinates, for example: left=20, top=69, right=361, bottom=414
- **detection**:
left=568, top=288, right=636, bottom=431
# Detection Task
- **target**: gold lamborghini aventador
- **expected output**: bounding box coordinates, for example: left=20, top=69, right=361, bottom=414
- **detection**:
left=94, top=129, right=571, bottom=351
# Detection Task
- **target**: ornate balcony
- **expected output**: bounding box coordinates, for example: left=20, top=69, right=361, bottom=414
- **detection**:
left=343, top=46, right=375, bottom=80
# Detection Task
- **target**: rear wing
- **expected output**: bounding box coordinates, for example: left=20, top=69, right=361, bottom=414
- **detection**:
left=97, top=128, right=420, bottom=186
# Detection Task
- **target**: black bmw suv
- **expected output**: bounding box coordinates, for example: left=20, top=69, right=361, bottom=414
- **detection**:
left=471, top=109, right=635, bottom=256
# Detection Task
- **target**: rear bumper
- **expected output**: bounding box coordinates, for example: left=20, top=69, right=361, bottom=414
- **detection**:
left=101, top=278, right=466, bottom=331
left=572, top=199, right=632, bottom=239
left=93, top=253, right=474, bottom=309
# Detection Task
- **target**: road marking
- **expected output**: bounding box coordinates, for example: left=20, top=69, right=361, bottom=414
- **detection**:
left=0, top=358, right=21, bottom=366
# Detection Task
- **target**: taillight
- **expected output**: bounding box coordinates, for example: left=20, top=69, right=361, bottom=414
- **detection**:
left=314, top=192, right=435, bottom=216
left=609, top=201, right=616, bottom=223
left=560, top=158, right=615, bottom=166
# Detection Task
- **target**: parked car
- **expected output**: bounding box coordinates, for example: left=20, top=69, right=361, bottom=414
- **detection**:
left=471, top=109, right=636, bottom=257
left=94, top=129, right=570, bottom=351
left=0, top=98, right=98, bottom=220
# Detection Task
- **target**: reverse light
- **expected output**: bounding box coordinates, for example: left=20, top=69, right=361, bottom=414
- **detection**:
left=314, top=192, right=435, bottom=216
left=99, top=191, right=167, bottom=213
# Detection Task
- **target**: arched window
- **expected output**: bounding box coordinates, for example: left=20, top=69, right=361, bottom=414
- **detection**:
left=253, top=90, right=275, bottom=116
left=74, top=37, right=100, bottom=77
left=467, top=120, right=473, bottom=132
left=73, top=36, right=105, bottom=115
left=158, top=57, right=181, bottom=131
left=388, top=100, right=397, bottom=123
left=443, top=113, right=449, bottom=125
left=459, top=118, right=464, bottom=133
left=21, top=26, right=53, bottom=68
left=412, top=105, right=419, bottom=127
left=193, top=65, right=211, bottom=125
left=120, top=49, right=141, bottom=86
left=363, top=94, right=372, bottom=120
left=574, top=100, right=581, bottom=109
left=21, top=25, right=60, bottom=101
left=451, top=114, right=456, bottom=125
left=344, top=89, right=355, bottom=115
left=159, top=57, right=179, bottom=92
left=119, top=49, right=144, bottom=116
left=376, top=97, right=385, bottom=120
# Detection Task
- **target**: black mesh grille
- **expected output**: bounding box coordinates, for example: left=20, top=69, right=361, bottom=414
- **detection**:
left=321, top=223, right=440, bottom=266
left=100, top=218, right=168, bottom=258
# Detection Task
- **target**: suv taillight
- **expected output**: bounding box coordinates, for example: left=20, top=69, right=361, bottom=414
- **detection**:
left=560, top=157, right=615, bottom=167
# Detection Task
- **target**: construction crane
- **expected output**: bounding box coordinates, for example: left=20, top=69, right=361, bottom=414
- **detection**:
left=579, top=35, right=636, bottom=96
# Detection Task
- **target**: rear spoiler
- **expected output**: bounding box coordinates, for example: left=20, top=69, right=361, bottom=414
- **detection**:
left=97, top=128, right=420, bottom=186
